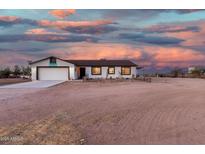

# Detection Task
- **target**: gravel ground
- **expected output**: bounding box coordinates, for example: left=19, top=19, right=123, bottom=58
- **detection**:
left=1, top=78, right=205, bottom=144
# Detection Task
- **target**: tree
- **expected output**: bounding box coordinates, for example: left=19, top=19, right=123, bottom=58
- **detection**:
left=171, top=68, right=183, bottom=78
left=13, top=65, right=21, bottom=77
left=0, top=67, right=11, bottom=78
left=21, top=66, right=31, bottom=76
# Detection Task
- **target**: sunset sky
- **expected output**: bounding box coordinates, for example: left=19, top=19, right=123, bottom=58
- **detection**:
left=1, top=9, right=205, bottom=72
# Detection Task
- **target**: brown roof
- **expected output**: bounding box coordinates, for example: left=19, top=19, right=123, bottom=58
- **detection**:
left=30, top=56, right=138, bottom=67
left=65, top=59, right=137, bottom=66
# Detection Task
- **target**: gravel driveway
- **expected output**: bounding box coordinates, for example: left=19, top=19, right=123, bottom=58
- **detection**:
left=1, top=78, right=205, bottom=144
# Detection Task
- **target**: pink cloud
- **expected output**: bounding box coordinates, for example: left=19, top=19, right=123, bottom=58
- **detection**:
left=1, top=42, right=205, bottom=68
left=154, top=47, right=204, bottom=62
left=143, top=46, right=205, bottom=68
left=0, top=15, right=21, bottom=23
left=25, top=28, right=58, bottom=35
left=47, top=42, right=142, bottom=60
left=49, top=9, right=76, bottom=19
left=46, top=42, right=205, bottom=68
left=38, top=20, right=113, bottom=29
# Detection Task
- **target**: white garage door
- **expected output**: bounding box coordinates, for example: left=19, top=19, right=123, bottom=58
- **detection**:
left=38, top=67, right=69, bottom=80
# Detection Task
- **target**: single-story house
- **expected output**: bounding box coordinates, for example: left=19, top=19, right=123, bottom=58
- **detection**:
left=188, top=66, right=204, bottom=74
left=29, top=56, right=139, bottom=80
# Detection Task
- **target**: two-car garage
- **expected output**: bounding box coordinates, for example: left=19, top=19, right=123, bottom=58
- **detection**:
left=30, top=56, right=75, bottom=81
left=37, top=67, right=69, bottom=80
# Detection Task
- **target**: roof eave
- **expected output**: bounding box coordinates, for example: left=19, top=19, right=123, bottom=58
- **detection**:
left=29, top=56, right=69, bottom=65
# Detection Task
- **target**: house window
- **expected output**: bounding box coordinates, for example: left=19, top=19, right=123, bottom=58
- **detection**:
left=50, top=57, right=56, bottom=64
left=91, top=67, right=101, bottom=75
left=121, top=67, right=131, bottom=75
left=108, top=67, right=115, bottom=74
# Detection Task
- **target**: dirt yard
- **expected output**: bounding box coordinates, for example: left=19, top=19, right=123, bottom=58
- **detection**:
left=1, top=78, right=205, bottom=144
left=0, top=78, right=31, bottom=86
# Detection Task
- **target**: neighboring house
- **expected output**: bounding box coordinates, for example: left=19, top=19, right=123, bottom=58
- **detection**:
left=188, top=67, right=197, bottom=74
left=188, top=66, right=205, bottom=74
left=30, top=56, right=139, bottom=80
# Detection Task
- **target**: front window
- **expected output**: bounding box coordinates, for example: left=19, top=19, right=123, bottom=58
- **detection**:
left=121, top=67, right=131, bottom=75
left=91, top=67, right=101, bottom=75
left=108, top=67, right=115, bottom=74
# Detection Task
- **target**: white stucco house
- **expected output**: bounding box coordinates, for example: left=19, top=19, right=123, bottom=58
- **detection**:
left=30, top=56, right=139, bottom=80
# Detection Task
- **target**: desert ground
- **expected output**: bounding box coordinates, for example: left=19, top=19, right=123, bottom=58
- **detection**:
left=0, top=78, right=31, bottom=86
left=1, top=78, right=205, bottom=144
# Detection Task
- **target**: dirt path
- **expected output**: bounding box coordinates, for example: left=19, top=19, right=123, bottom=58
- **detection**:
left=1, top=78, right=205, bottom=144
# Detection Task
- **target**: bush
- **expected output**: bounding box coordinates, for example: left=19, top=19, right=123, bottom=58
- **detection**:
left=0, top=65, right=31, bottom=78
left=0, top=67, right=11, bottom=78
left=191, top=69, right=201, bottom=77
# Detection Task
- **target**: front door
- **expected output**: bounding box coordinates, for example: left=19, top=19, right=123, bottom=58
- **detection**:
left=79, top=67, right=86, bottom=79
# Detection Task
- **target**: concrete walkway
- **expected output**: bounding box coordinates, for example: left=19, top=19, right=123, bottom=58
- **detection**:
left=0, top=80, right=66, bottom=88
